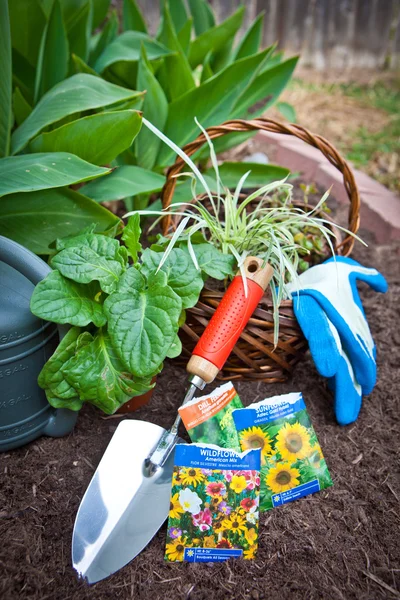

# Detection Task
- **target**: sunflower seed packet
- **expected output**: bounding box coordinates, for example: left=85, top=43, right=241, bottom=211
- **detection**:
left=232, top=392, right=332, bottom=512
left=165, top=443, right=261, bottom=563
left=178, top=382, right=243, bottom=451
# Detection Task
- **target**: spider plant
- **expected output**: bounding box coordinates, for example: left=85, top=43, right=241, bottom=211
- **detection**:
left=126, top=118, right=364, bottom=343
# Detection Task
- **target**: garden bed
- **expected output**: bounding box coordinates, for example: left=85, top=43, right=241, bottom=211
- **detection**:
left=1, top=223, right=399, bottom=600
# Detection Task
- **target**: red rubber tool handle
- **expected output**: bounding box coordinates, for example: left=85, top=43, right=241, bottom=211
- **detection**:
left=193, top=276, right=265, bottom=370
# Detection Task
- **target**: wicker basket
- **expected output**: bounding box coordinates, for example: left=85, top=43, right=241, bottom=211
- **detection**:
left=160, top=118, right=361, bottom=382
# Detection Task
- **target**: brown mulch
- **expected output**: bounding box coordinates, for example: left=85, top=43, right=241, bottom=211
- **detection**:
left=1, top=223, right=400, bottom=599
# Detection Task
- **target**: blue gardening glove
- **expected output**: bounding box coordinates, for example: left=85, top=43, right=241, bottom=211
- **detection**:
left=286, top=257, right=388, bottom=425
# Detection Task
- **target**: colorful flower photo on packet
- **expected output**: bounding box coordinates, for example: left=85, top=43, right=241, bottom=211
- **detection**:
left=233, top=392, right=333, bottom=512
left=165, top=444, right=261, bottom=563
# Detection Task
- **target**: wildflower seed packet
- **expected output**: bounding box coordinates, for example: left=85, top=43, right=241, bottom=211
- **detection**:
left=178, top=382, right=243, bottom=452
left=165, top=443, right=261, bottom=563
left=232, top=392, right=333, bottom=512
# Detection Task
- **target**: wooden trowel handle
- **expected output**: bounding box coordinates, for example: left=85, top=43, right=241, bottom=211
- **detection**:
left=187, top=257, right=273, bottom=384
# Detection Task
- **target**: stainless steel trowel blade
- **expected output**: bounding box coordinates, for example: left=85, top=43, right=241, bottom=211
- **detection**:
left=72, top=420, right=178, bottom=584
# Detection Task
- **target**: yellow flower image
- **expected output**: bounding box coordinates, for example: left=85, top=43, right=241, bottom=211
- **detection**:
left=165, top=537, right=188, bottom=562
left=244, top=546, right=257, bottom=559
left=222, top=512, right=247, bottom=534
left=179, top=467, right=205, bottom=487
left=230, top=475, right=247, bottom=494
left=169, top=493, right=184, bottom=519
left=265, top=463, right=301, bottom=493
left=203, top=535, right=216, bottom=548
left=239, top=426, right=273, bottom=464
left=172, top=469, right=183, bottom=487
left=308, top=443, right=323, bottom=469
left=275, top=422, right=311, bottom=461
left=245, top=527, right=258, bottom=545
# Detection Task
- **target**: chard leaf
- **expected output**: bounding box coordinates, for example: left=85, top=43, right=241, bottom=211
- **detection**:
left=30, top=270, right=106, bottom=327
left=122, top=213, right=142, bottom=262
left=62, top=329, right=154, bottom=414
left=51, top=235, right=126, bottom=293
left=38, top=328, right=91, bottom=399
left=45, top=391, right=83, bottom=411
left=141, top=248, right=204, bottom=309
left=104, top=267, right=182, bottom=377
left=166, top=334, right=182, bottom=359
left=186, top=243, right=236, bottom=280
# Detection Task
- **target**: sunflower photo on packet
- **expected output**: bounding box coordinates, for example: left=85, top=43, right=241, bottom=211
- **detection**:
left=178, top=382, right=243, bottom=451
left=165, top=443, right=261, bottom=563
left=232, top=392, right=332, bottom=512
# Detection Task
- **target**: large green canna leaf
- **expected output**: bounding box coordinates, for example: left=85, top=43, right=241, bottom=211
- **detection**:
left=12, top=49, right=36, bottom=104
left=188, top=7, right=244, bottom=69
left=231, top=56, right=299, bottom=118
left=204, top=162, right=290, bottom=189
left=89, top=10, right=118, bottom=66
left=92, top=0, right=111, bottom=30
left=168, top=0, right=188, bottom=33
left=0, top=0, right=12, bottom=158
left=67, top=0, right=92, bottom=62
left=156, top=2, right=195, bottom=101
left=0, top=153, right=110, bottom=197
left=82, top=165, right=165, bottom=202
left=12, top=88, right=32, bottom=127
left=187, top=0, right=215, bottom=36
left=123, top=0, right=147, bottom=33
left=0, top=187, right=120, bottom=254
left=71, top=53, right=100, bottom=76
left=232, top=11, right=264, bottom=60
left=157, top=49, right=270, bottom=166
left=94, top=32, right=172, bottom=73
left=31, top=110, right=142, bottom=165
left=9, top=0, right=46, bottom=67
left=104, top=268, right=182, bottom=378
left=136, top=47, right=168, bottom=169
left=11, top=74, right=141, bottom=154
left=177, top=17, right=192, bottom=55
left=34, top=0, right=69, bottom=103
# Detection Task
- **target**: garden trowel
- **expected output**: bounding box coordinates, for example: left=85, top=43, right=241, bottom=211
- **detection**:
left=72, top=257, right=273, bottom=583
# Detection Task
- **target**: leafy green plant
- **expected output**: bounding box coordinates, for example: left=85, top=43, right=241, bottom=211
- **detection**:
left=133, top=118, right=364, bottom=342
left=1, top=0, right=298, bottom=254
left=30, top=217, right=235, bottom=413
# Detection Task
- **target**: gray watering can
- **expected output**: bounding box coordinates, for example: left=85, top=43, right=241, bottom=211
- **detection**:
left=0, top=235, right=78, bottom=451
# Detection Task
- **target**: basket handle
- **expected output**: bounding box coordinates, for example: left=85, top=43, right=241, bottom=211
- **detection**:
left=161, top=118, right=360, bottom=256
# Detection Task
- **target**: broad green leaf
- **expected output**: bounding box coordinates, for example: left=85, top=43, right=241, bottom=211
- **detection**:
left=123, top=0, right=147, bottom=33
left=168, top=0, right=188, bottom=33
left=204, top=161, right=290, bottom=189
left=136, top=45, right=168, bottom=169
left=11, top=74, right=141, bottom=155
left=34, top=0, right=69, bottom=103
left=89, top=10, right=118, bottom=66
left=200, top=51, right=213, bottom=84
left=188, top=0, right=215, bottom=36
left=67, top=0, right=92, bottom=62
left=233, top=12, right=264, bottom=60
left=82, top=165, right=165, bottom=202
left=62, top=329, right=153, bottom=414
left=9, top=0, right=46, bottom=67
left=38, top=328, right=91, bottom=399
left=231, top=57, right=299, bottom=118
left=45, top=391, right=83, bottom=411
left=104, top=268, right=182, bottom=377
left=188, top=7, right=244, bottom=69
left=92, top=0, right=111, bottom=30
left=31, top=111, right=142, bottom=166
left=157, top=49, right=270, bottom=166
left=186, top=243, right=236, bottom=280
left=156, top=2, right=195, bottom=101
left=12, top=88, right=32, bottom=126
left=177, top=17, right=192, bottom=55
left=11, top=49, right=36, bottom=105
left=0, top=0, right=11, bottom=158
left=276, top=101, right=297, bottom=122
left=122, top=213, right=142, bottom=262
left=259, top=50, right=284, bottom=73
left=51, top=236, right=126, bottom=293
left=166, top=334, right=182, bottom=358
left=210, top=37, right=234, bottom=73
left=71, top=53, right=99, bottom=76
left=141, top=248, right=204, bottom=309
left=0, top=153, right=110, bottom=197
left=95, top=32, right=172, bottom=73
left=0, top=187, right=120, bottom=254
left=30, top=271, right=106, bottom=327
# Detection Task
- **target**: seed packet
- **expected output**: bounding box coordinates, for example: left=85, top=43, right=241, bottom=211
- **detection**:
left=232, top=392, right=333, bottom=512
left=178, top=382, right=243, bottom=452
left=165, top=443, right=261, bottom=563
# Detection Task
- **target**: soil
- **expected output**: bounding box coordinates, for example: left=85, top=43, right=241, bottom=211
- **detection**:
left=1, top=215, right=400, bottom=599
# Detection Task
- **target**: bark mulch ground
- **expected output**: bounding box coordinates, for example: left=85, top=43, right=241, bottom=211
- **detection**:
left=1, top=227, right=399, bottom=600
